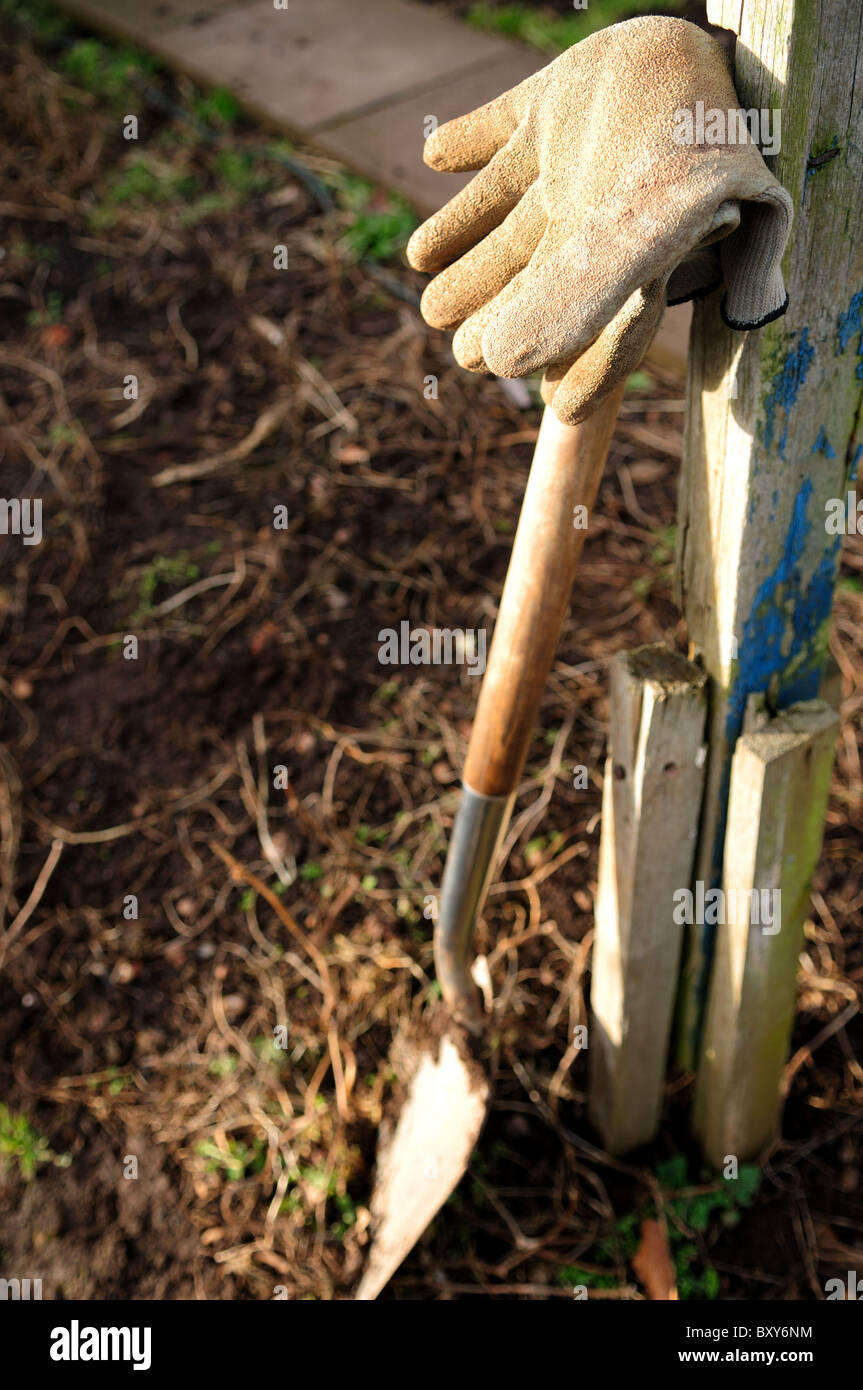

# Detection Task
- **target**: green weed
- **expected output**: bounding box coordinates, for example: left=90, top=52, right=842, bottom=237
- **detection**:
left=213, top=148, right=268, bottom=195
left=12, top=239, right=58, bottom=264
left=626, top=368, right=655, bottom=392
left=135, top=551, right=200, bottom=617
left=555, top=1156, right=761, bottom=1299
left=0, top=1103, right=71, bottom=1181
left=274, top=1163, right=358, bottom=1235
left=556, top=1263, right=618, bottom=1290
left=650, top=522, right=677, bottom=567
left=196, top=1136, right=266, bottom=1181
left=90, top=156, right=198, bottom=230
left=26, top=290, right=63, bottom=327
left=207, top=1055, right=238, bottom=1078
left=656, top=1153, right=761, bottom=1299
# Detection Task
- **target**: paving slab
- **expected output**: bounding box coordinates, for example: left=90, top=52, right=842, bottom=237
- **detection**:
left=317, top=52, right=541, bottom=215
left=55, top=0, right=261, bottom=42
left=65, top=0, right=524, bottom=134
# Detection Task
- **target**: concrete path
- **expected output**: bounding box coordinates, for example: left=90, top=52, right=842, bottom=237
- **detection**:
left=54, top=0, right=689, bottom=374
left=55, top=0, right=541, bottom=211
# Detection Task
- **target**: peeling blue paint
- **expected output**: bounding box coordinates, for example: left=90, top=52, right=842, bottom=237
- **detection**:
left=763, top=328, right=815, bottom=458
left=837, top=288, right=863, bottom=352
left=813, top=427, right=836, bottom=458
left=706, top=478, right=841, bottom=886
left=837, top=288, right=863, bottom=379
left=728, top=479, right=830, bottom=730
left=850, top=444, right=863, bottom=484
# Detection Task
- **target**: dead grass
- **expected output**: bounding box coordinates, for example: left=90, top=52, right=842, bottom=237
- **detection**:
left=0, top=8, right=861, bottom=1300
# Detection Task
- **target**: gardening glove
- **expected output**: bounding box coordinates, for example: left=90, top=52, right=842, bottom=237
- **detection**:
left=406, top=16, right=793, bottom=424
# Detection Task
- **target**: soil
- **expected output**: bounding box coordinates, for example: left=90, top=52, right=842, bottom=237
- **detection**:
left=0, top=7, right=861, bottom=1301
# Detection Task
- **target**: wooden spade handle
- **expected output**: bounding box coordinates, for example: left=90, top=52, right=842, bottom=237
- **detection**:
left=463, top=385, right=625, bottom=797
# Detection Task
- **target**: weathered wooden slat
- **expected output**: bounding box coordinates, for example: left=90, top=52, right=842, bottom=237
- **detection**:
left=674, top=0, right=863, bottom=1063
left=589, top=646, right=707, bottom=1155
left=694, top=699, right=839, bottom=1167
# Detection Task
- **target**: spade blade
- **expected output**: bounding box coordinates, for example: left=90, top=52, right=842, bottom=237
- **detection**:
left=356, top=1030, right=489, bottom=1300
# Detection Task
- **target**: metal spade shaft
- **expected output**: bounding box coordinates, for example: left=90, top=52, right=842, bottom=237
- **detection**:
left=435, top=385, right=625, bottom=1027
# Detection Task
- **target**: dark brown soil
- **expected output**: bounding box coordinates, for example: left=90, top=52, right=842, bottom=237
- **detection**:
left=0, top=7, right=861, bottom=1301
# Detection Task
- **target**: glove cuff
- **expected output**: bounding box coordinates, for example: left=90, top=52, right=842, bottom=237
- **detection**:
left=719, top=182, right=793, bottom=330
left=721, top=290, right=790, bottom=330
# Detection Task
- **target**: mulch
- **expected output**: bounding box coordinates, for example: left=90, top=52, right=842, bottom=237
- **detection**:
left=0, top=8, right=861, bottom=1300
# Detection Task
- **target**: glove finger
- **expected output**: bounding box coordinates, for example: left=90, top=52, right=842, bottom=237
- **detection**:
left=451, top=222, right=555, bottom=372
left=541, top=277, right=668, bottom=425
left=420, top=181, right=546, bottom=330
left=452, top=299, right=502, bottom=373
left=481, top=225, right=649, bottom=378
left=406, top=121, right=535, bottom=275
left=424, top=80, right=529, bottom=173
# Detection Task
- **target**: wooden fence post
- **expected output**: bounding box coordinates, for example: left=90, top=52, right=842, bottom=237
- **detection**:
left=674, top=0, right=863, bottom=1066
left=694, top=697, right=839, bottom=1167
left=589, top=647, right=707, bottom=1155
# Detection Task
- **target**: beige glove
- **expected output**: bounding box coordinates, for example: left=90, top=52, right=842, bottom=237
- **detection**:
left=406, top=16, right=793, bottom=423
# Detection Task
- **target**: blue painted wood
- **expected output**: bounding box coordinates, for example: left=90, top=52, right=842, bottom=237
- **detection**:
left=673, top=0, right=863, bottom=1064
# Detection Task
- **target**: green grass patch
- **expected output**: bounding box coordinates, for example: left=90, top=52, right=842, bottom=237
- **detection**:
left=464, top=1, right=685, bottom=55
left=191, top=86, right=239, bottom=130
left=0, top=0, right=71, bottom=40
left=59, top=36, right=161, bottom=104
left=330, top=172, right=418, bottom=263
